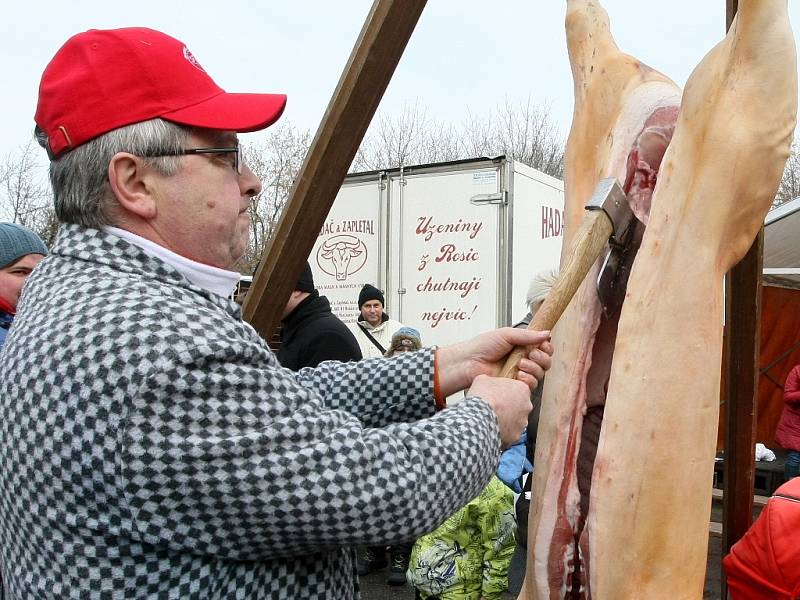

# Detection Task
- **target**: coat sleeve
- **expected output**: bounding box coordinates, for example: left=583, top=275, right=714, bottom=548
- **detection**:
left=479, top=478, right=517, bottom=600
left=783, top=365, right=800, bottom=405
left=294, top=350, right=438, bottom=427
left=120, top=344, right=500, bottom=563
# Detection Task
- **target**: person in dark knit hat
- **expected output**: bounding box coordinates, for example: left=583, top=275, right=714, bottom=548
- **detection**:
left=0, top=223, right=48, bottom=350
left=350, top=283, right=404, bottom=360
left=351, top=285, right=408, bottom=583
left=358, top=283, right=385, bottom=310
left=277, top=262, right=361, bottom=370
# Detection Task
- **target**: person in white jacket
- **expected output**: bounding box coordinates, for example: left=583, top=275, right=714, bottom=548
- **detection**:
left=349, top=284, right=404, bottom=359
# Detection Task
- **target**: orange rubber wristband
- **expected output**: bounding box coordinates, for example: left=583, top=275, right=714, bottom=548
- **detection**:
left=433, top=349, right=446, bottom=411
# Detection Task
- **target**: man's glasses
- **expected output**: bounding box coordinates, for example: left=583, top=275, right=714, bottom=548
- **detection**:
left=139, top=146, right=243, bottom=174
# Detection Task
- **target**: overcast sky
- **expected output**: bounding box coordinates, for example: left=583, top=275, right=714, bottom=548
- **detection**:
left=2, top=1, right=798, bottom=165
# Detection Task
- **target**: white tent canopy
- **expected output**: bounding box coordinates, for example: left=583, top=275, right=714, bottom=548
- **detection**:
left=764, top=197, right=800, bottom=289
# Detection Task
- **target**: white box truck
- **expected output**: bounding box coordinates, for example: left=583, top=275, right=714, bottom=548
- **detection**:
left=308, top=156, right=564, bottom=348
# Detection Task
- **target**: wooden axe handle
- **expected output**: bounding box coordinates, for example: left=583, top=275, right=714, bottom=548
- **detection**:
left=498, top=209, right=613, bottom=379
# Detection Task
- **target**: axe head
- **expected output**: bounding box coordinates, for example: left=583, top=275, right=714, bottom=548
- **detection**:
left=584, top=178, right=633, bottom=245
left=584, top=178, right=639, bottom=319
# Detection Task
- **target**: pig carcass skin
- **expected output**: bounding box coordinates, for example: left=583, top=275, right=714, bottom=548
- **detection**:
left=522, top=2, right=797, bottom=599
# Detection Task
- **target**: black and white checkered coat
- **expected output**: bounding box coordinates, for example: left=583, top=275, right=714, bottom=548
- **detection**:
left=0, top=225, right=500, bottom=599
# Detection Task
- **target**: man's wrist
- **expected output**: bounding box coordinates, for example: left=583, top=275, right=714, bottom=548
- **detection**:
left=434, top=342, right=471, bottom=396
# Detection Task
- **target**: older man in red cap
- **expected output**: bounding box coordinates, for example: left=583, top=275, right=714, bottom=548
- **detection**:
left=0, top=28, right=553, bottom=599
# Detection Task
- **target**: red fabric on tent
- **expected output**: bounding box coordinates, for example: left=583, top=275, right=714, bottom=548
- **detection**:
left=757, top=286, right=800, bottom=447
left=719, top=285, right=800, bottom=449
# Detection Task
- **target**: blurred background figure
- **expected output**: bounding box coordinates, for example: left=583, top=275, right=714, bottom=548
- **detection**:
left=723, top=477, right=800, bottom=599
left=385, top=327, right=422, bottom=357
left=407, top=471, right=517, bottom=600
left=359, top=326, right=425, bottom=587
left=278, top=261, right=361, bottom=370
left=507, top=268, right=557, bottom=595
left=774, top=362, right=800, bottom=483
left=0, top=223, right=48, bottom=350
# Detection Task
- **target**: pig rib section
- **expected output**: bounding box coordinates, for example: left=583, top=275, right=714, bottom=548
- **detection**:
left=586, top=2, right=797, bottom=598
left=523, top=2, right=682, bottom=596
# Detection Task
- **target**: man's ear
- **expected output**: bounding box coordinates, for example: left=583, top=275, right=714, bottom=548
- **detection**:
left=107, top=153, right=158, bottom=219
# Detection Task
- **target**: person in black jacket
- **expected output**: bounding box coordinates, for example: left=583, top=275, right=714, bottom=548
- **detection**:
left=277, top=262, right=362, bottom=370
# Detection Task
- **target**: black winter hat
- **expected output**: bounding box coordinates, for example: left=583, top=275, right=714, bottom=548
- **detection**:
left=358, top=284, right=384, bottom=308
left=296, top=262, right=315, bottom=293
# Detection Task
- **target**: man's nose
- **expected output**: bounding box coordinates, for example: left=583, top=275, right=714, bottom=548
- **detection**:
left=239, top=164, right=262, bottom=198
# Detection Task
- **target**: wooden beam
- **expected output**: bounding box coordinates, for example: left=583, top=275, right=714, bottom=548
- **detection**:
left=726, top=0, right=738, bottom=31
left=720, top=5, right=764, bottom=597
left=712, top=487, right=769, bottom=507
left=242, top=0, right=428, bottom=336
left=721, top=228, right=762, bottom=597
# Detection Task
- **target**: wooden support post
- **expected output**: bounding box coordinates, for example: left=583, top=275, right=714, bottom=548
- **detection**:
left=722, top=181, right=763, bottom=600
left=242, top=0, right=427, bottom=338
left=721, top=230, right=762, bottom=594
left=720, top=0, right=774, bottom=593
left=720, top=5, right=765, bottom=598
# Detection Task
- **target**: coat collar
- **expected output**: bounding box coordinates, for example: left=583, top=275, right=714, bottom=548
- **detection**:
left=51, top=224, right=241, bottom=317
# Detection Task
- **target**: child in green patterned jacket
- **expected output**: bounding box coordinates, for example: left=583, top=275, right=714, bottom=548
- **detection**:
left=407, top=474, right=516, bottom=600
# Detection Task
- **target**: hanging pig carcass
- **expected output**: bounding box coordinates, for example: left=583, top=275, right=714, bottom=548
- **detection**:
left=522, top=1, right=797, bottom=598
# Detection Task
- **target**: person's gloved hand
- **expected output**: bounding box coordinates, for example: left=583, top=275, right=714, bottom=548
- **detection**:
left=496, top=430, right=532, bottom=493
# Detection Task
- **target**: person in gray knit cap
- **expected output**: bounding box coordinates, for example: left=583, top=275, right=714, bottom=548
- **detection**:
left=0, top=223, right=48, bottom=350
left=385, top=327, right=423, bottom=357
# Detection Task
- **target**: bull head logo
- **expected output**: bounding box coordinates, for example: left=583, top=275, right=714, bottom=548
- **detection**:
left=317, top=235, right=367, bottom=281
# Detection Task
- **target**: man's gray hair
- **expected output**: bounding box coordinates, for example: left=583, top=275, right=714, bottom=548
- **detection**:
left=35, top=119, right=191, bottom=229
left=526, top=267, right=558, bottom=313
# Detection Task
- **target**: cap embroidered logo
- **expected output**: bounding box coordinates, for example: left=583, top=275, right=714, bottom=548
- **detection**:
left=182, top=46, right=206, bottom=73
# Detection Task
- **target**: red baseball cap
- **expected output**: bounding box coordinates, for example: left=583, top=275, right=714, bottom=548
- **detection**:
left=35, top=27, right=287, bottom=158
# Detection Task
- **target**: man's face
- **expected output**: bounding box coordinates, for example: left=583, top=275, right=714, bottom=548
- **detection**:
left=0, top=253, right=45, bottom=310
left=150, top=129, right=262, bottom=270
left=282, top=290, right=307, bottom=320
left=361, top=300, right=383, bottom=326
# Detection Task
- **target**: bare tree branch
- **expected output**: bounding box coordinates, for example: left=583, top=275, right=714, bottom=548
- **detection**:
left=354, top=98, right=565, bottom=178
left=237, top=123, right=312, bottom=274
left=0, top=140, right=57, bottom=245
left=775, top=143, right=800, bottom=208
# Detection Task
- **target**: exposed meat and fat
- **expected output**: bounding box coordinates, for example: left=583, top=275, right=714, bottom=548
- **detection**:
left=521, top=2, right=796, bottom=599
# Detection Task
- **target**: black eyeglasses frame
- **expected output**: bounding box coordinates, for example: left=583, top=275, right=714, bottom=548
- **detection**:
left=138, top=146, right=242, bottom=174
